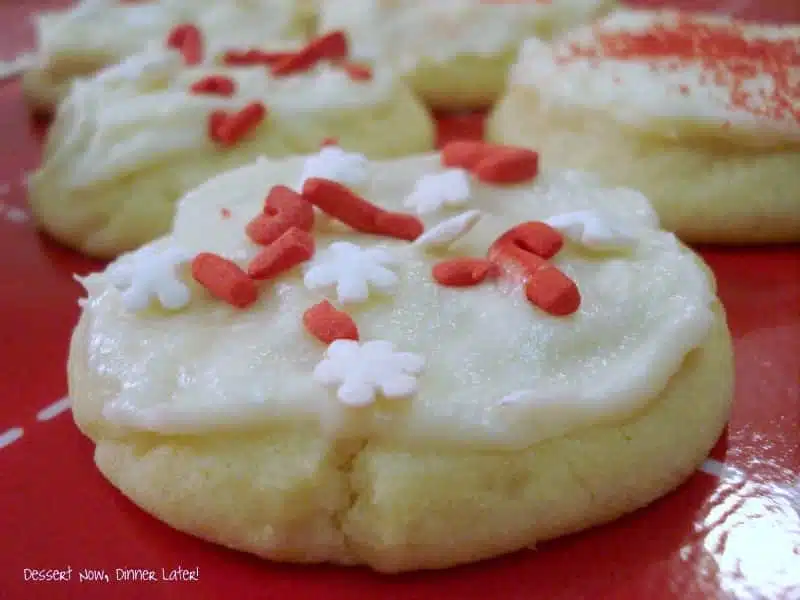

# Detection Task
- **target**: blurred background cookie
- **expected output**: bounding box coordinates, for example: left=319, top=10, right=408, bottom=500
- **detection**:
left=22, top=0, right=314, bottom=113
left=487, top=10, right=800, bottom=244
left=317, top=0, right=618, bottom=110
left=28, top=30, right=435, bottom=258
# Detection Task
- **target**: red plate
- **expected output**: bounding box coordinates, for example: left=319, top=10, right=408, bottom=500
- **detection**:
left=1, top=2, right=798, bottom=598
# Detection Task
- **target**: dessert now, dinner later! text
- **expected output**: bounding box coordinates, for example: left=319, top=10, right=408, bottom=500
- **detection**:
left=22, top=566, right=200, bottom=583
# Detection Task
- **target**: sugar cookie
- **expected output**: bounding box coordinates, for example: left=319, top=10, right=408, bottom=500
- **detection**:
left=487, top=10, right=800, bottom=244
left=22, top=0, right=313, bottom=113
left=27, top=32, right=435, bottom=259
left=316, top=0, right=617, bottom=110
left=70, top=145, right=733, bottom=572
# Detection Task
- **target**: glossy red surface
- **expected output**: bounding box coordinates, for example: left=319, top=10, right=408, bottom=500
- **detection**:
left=0, top=1, right=798, bottom=598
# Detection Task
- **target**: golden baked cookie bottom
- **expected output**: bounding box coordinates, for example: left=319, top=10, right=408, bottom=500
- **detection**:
left=69, top=305, right=732, bottom=573
left=487, top=86, right=800, bottom=244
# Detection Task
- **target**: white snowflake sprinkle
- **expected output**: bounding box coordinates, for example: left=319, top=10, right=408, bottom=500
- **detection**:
left=413, top=209, right=482, bottom=251
left=313, top=339, right=425, bottom=407
left=107, top=245, right=193, bottom=312
left=297, top=146, right=369, bottom=190
left=404, top=168, right=470, bottom=215
left=304, top=242, right=398, bottom=304
left=545, top=211, right=637, bottom=250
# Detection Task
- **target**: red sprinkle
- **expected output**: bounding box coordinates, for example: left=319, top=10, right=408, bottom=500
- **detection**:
left=222, top=49, right=295, bottom=66
left=372, top=211, right=425, bottom=242
left=340, top=62, right=373, bottom=81
left=248, top=227, right=315, bottom=280
left=473, top=147, right=539, bottom=184
left=210, top=102, right=267, bottom=147
left=441, top=140, right=493, bottom=170
left=488, top=222, right=580, bottom=316
left=301, top=178, right=423, bottom=241
left=491, top=222, right=563, bottom=261
left=190, top=75, right=236, bottom=96
left=321, top=137, right=339, bottom=147
left=246, top=185, right=314, bottom=246
left=271, top=30, right=349, bottom=77
left=220, top=208, right=231, bottom=219
left=166, top=24, right=203, bottom=66
left=208, top=110, right=227, bottom=140
left=303, top=300, right=359, bottom=344
left=432, top=258, right=495, bottom=287
left=191, top=253, right=257, bottom=308
left=525, top=266, right=581, bottom=317
left=302, top=178, right=376, bottom=231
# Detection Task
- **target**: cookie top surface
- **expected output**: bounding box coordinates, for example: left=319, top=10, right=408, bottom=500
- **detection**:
left=77, top=148, right=717, bottom=450
left=36, top=43, right=396, bottom=189
left=318, top=0, right=613, bottom=70
left=37, top=0, right=304, bottom=60
left=510, top=10, right=800, bottom=145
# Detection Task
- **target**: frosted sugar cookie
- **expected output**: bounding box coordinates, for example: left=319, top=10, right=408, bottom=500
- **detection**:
left=487, top=10, right=800, bottom=244
left=22, top=0, right=313, bottom=112
left=69, top=141, right=733, bottom=572
left=27, top=30, right=435, bottom=259
left=316, top=0, right=617, bottom=109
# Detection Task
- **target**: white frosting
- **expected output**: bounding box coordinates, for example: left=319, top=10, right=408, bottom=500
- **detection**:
left=318, top=0, right=614, bottom=71
left=37, top=0, right=306, bottom=64
left=78, top=154, right=718, bottom=449
left=39, top=50, right=396, bottom=189
left=511, top=10, right=800, bottom=143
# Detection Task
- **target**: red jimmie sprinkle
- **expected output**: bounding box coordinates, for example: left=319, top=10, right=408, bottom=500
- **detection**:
left=210, top=102, right=267, bottom=148
left=432, top=258, right=496, bottom=287
left=248, top=227, right=315, bottom=280
left=441, top=141, right=540, bottom=184
left=190, top=75, right=236, bottom=96
left=491, top=222, right=564, bottom=261
left=473, top=147, right=539, bottom=184
left=372, top=212, right=425, bottom=242
left=340, top=62, right=373, bottom=81
left=488, top=222, right=580, bottom=316
left=525, top=266, right=581, bottom=317
left=191, top=253, right=258, bottom=308
left=560, top=15, right=799, bottom=125
left=166, top=24, right=203, bottom=66
left=220, top=208, right=231, bottom=219
left=441, top=140, right=493, bottom=170
left=303, top=300, right=359, bottom=344
left=301, top=178, right=423, bottom=241
left=246, top=185, right=314, bottom=246
left=222, top=49, right=295, bottom=66
left=208, top=110, right=226, bottom=141
left=320, top=137, right=339, bottom=147
left=271, top=30, right=349, bottom=77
